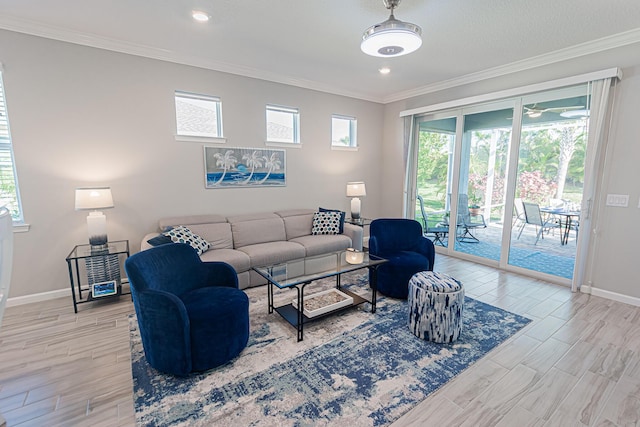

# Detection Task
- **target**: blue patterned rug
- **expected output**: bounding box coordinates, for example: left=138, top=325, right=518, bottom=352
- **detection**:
left=130, top=275, right=531, bottom=426
left=455, top=240, right=575, bottom=279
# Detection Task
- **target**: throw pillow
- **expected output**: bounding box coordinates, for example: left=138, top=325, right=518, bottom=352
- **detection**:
left=163, top=226, right=210, bottom=255
left=319, top=207, right=345, bottom=234
left=312, top=211, right=342, bottom=235
left=146, top=234, right=173, bottom=247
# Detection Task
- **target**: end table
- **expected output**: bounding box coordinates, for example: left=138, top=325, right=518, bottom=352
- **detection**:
left=65, top=240, right=130, bottom=313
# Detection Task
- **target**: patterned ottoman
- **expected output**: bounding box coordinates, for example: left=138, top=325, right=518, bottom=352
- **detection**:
left=408, top=271, right=464, bottom=343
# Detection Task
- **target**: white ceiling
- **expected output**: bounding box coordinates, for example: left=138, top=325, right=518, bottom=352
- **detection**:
left=1, top=0, right=640, bottom=103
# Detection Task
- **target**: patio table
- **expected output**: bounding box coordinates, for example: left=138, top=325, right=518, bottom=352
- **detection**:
left=540, top=207, right=580, bottom=245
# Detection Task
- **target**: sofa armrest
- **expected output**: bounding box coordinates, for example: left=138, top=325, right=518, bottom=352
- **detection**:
left=342, top=223, right=363, bottom=251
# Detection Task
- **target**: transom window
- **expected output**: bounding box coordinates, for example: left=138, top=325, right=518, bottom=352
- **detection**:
left=266, top=105, right=300, bottom=144
left=175, top=91, right=223, bottom=139
left=0, top=72, right=23, bottom=223
left=331, top=114, right=357, bottom=148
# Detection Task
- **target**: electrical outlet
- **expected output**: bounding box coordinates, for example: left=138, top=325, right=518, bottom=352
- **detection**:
left=606, top=194, right=629, bottom=207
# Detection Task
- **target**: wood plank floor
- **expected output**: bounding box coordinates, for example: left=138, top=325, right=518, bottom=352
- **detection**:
left=1, top=254, right=639, bottom=426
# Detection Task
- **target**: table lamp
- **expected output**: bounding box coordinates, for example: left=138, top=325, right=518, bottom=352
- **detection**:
left=75, top=187, right=114, bottom=249
left=346, top=181, right=366, bottom=220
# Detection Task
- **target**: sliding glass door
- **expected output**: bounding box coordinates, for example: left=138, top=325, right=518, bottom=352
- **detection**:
left=414, top=116, right=457, bottom=248
left=507, top=86, right=589, bottom=279
left=411, top=84, right=590, bottom=283
left=453, top=103, right=513, bottom=262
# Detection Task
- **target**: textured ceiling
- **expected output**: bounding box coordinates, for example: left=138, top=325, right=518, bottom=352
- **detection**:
left=1, top=0, right=639, bottom=103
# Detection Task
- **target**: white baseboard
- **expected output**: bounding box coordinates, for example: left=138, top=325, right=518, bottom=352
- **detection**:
left=581, top=285, right=640, bottom=307
left=6, top=288, right=70, bottom=307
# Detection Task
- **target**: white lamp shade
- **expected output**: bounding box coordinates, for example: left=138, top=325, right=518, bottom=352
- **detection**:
left=346, top=182, right=366, bottom=197
left=75, top=187, right=114, bottom=210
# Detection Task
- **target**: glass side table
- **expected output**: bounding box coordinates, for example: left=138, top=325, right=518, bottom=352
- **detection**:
left=345, top=217, right=372, bottom=227
left=65, top=240, right=130, bottom=313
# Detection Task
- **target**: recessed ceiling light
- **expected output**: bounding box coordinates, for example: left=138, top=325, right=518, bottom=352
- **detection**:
left=192, top=10, right=210, bottom=22
left=379, top=67, right=391, bottom=75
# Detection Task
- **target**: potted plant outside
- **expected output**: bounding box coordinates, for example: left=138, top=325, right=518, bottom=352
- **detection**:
left=468, top=196, right=481, bottom=216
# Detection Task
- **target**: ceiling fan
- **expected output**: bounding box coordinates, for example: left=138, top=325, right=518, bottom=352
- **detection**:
left=524, top=105, right=585, bottom=118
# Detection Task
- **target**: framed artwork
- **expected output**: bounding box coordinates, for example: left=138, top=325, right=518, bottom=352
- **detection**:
left=204, top=146, right=286, bottom=188
left=91, top=280, right=118, bottom=298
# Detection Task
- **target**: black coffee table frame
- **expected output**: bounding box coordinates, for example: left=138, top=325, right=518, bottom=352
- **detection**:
left=253, top=251, right=387, bottom=342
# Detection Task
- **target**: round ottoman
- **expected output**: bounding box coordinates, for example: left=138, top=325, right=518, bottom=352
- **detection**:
left=408, top=271, right=464, bottom=343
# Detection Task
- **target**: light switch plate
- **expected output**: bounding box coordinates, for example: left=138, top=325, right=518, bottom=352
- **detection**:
left=606, top=194, right=629, bottom=207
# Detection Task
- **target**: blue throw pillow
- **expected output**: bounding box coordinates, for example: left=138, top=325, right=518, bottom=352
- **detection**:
left=319, top=207, right=345, bottom=234
left=147, top=234, right=173, bottom=246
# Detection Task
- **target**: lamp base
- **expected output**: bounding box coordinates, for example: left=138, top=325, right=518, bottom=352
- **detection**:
left=87, top=211, right=108, bottom=248
left=350, top=197, right=361, bottom=220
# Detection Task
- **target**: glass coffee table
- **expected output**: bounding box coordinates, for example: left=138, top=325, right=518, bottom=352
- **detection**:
left=253, top=250, right=387, bottom=341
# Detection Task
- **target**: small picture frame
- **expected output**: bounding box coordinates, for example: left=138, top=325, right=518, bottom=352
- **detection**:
left=91, top=280, right=118, bottom=298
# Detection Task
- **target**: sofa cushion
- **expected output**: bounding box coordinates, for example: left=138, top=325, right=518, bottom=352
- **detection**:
left=164, top=226, right=210, bottom=255
left=290, top=234, right=352, bottom=257
left=311, top=211, right=342, bottom=235
left=228, top=213, right=287, bottom=248
left=238, top=241, right=306, bottom=267
left=187, top=223, right=233, bottom=250
left=199, top=248, right=251, bottom=273
left=279, top=212, right=314, bottom=240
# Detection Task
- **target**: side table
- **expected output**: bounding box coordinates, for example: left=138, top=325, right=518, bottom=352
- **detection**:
left=345, top=217, right=372, bottom=227
left=65, top=240, right=130, bottom=313
left=346, top=217, right=372, bottom=249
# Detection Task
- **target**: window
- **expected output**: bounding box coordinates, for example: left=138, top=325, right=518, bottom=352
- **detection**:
left=266, top=105, right=300, bottom=144
left=0, top=72, right=23, bottom=223
left=175, top=91, right=223, bottom=139
left=331, top=115, right=357, bottom=148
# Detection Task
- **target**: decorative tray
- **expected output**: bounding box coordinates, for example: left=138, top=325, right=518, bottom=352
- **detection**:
left=291, top=289, right=354, bottom=318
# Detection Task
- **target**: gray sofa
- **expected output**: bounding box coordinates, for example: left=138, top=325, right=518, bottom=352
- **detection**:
left=141, top=209, right=363, bottom=289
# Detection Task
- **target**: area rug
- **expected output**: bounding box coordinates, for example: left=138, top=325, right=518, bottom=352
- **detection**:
left=130, top=273, right=531, bottom=426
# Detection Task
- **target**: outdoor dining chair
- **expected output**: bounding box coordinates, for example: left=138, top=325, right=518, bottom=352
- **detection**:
left=417, top=195, right=449, bottom=246
left=518, top=201, right=560, bottom=245
left=456, top=194, right=486, bottom=243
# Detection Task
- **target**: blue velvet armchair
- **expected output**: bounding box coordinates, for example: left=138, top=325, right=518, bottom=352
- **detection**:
left=125, top=243, right=249, bottom=376
left=369, top=218, right=435, bottom=299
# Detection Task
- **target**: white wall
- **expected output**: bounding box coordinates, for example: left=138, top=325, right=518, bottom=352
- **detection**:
left=382, top=42, right=640, bottom=301
left=0, top=30, right=384, bottom=298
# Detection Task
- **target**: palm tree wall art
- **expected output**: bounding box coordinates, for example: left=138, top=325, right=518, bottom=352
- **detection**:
left=204, top=146, right=286, bottom=188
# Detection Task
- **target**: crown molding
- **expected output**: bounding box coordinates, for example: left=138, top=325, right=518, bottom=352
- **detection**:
left=383, top=28, right=640, bottom=104
left=1, top=14, right=639, bottom=105
left=0, top=15, right=383, bottom=103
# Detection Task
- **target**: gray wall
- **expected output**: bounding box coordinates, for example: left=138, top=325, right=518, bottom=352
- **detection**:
left=382, top=42, right=640, bottom=302
left=3, top=28, right=639, bottom=304
left=0, top=30, right=384, bottom=298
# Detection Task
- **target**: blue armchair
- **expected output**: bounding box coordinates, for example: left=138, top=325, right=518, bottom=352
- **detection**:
left=369, top=218, right=435, bottom=299
left=125, top=243, right=249, bottom=376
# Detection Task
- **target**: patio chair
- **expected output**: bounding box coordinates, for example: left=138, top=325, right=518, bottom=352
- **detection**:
left=416, top=195, right=449, bottom=246
left=456, top=194, right=486, bottom=243
left=513, top=198, right=526, bottom=234
left=517, top=201, right=560, bottom=245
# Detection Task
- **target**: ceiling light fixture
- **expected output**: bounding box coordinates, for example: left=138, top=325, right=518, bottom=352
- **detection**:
left=192, top=10, right=210, bottom=22
left=560, top=109, right=590, bottom=118
left=361, top=0, right=422, bottom=58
